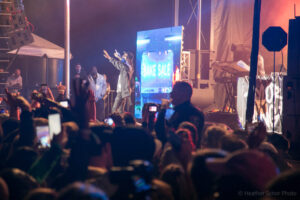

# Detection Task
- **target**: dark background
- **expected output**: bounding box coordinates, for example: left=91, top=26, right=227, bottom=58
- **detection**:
left=21, top=0, right=300, bottom=87
left=22, top=0, right=175, bottom=88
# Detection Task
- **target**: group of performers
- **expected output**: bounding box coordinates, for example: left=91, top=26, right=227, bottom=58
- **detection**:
left=73, top=49, right=134, bottom=121
left=5, top=44, right=270, bottom=122
left=4, top=49, right=134, bottom=122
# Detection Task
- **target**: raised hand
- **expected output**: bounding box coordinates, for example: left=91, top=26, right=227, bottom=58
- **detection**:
left=114, top=49, right=121, bottom=60
left=103, top=49, right=111, bottom=60
left=4, top=88, right=31, bottom=111
left=4, top=88, right=18, bottom=108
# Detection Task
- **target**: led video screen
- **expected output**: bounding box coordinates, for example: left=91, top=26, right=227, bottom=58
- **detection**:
left=135, top=26, right=183, bottom=119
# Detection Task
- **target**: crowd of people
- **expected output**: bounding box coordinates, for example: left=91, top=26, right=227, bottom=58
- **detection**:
left=0, top=73, right=299, bottom=200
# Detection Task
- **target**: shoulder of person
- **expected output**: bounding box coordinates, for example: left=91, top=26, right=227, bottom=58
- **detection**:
left=98, top=73, right=105, bottom=79
left=190, top=104, right=204, bottom=116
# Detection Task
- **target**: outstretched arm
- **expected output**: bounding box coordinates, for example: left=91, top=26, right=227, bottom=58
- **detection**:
left=103, top=49, right=112, bottom=60
left=103, top=49, right=129, bottom=71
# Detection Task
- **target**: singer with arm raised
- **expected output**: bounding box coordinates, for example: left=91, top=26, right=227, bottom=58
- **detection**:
left=103, top=49, right=134, bottom=114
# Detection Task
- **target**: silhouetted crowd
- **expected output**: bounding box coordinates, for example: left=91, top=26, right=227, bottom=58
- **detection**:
left=0, top=80, right=299, bottom=200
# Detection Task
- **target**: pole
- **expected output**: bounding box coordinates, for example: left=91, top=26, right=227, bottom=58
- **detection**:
left=174, top=0, right=179, bottom=26
left=64, top=0, right=70, bottom=98
left=273, top=51, right=275, bottom=133
left=194, top=0, right=202, bottom=88
left=245, top=0, right=261, bottom=124
left=197, top=0, right=201, bottom=51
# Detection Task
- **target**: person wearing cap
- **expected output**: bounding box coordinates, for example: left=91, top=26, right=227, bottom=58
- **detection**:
left=103, top=49, right=134, bottom=114
left=206, top=150, right=279, bottom=192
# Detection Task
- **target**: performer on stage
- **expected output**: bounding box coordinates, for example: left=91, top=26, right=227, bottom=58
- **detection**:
left=7, top=68, right=22, bottom=93
left=103, top=49, right=134, bottom=114
left=73, top=63, right=87, bottom=80
left=87, top=66, right=107, bottom=121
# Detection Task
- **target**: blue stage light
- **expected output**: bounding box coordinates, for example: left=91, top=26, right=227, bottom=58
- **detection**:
left=137, top=39, right=150, bottom=46
left=135, top=26, right=183, bottom=119
left=164, top=35, right=182, bottom=41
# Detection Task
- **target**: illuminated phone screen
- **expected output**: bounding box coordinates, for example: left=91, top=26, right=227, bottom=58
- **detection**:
left=36, top=126, right=50, bottom=148
left=48, top=113, right=61, bottom=139
left=135, top=26, right=183, bottom=119
left=60, top=101, right=68, bottom=108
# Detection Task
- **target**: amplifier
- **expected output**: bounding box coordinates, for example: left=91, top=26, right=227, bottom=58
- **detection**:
left=288, top=17, right=300, bottom=77
left=282, top=76, right=300, bottom=143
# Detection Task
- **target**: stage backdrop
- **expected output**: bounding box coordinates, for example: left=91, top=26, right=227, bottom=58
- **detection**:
left=211, top=0, right=298, bottom=73
left=212, top=0, right=254, bottom=62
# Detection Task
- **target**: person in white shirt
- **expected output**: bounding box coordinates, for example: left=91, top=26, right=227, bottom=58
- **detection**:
left=88, top=66, right=107, bottom=121
left=7, top=68, right=22, bottom=93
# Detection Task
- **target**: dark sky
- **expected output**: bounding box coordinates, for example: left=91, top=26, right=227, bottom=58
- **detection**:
left=23, top=0, right=174, bottom=85
left=23, top=0, right=299, bottom=83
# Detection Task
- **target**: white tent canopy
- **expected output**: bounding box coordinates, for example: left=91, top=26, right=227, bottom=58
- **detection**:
left=8, top=33, right=71, bottom=59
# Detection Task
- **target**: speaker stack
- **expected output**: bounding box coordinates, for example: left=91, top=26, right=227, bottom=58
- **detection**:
left=0, top=0, right=33, bottom=51
left=283, top=17, right=300, bottom=148
left=0, top=0, right=33, bottom=108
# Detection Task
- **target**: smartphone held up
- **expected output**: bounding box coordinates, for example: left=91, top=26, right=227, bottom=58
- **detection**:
left=48, top=113, right=62, bottom=139
left=36, top=126, right=50, bottom=148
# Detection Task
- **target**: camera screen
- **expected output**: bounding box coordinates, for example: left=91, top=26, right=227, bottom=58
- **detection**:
left=36, top=126, right=50, bottom=148
left=132, top=176, right=151, bottom=193
left=48, top=113, right=61, bottom=138
left=149, top=106, right=157, bottom=112
left=105, top=118, right=114, bottom=126
left=60, top=101, right=68, bottom=108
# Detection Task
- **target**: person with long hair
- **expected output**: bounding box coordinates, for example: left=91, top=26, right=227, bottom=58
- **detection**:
left=103, top=49, right=134, bottom=114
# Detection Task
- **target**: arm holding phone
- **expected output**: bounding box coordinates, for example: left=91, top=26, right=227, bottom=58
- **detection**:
left=154, top=99, right=171, bottom=145
left=30, top=78, right=93, bottom=184
left=4, top=88, right=31, bottom=119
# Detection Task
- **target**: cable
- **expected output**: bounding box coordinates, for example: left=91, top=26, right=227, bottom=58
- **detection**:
left=279, top=50, right=284, bottom=72
left=278, top=50, right=284, bottom=132
left=6, top=47, right=20, bottom=71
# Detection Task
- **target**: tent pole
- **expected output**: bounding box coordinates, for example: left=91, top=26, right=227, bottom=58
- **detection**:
left=64, top=0, right=70, bottom=98
left=197, top=0, right=201, bottom=51
left=174, top=0, right=179, bottom=26
left=195, top=0, right=202, bottom=88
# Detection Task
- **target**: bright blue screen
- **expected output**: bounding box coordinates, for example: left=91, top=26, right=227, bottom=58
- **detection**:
left=135, top=26, right=183, bottom=119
